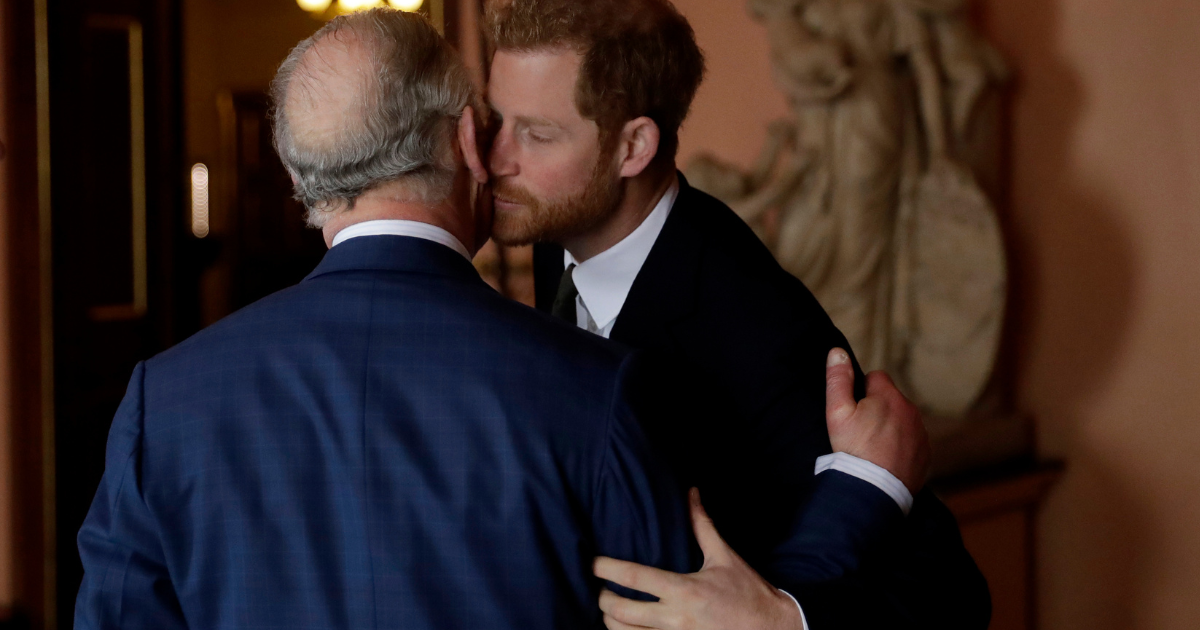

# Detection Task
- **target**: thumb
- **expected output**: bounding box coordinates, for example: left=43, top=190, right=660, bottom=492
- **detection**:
left=826, top=348, right=857, bottom=427
left=689, top=488, right=731, bottom=567
left=864, top=370, right=898, bottom=399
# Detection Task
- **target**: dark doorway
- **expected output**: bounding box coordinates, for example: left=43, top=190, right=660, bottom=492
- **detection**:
left=44, top=0, right=192, bottom=625
left=216, top=92, right=328, bottom=316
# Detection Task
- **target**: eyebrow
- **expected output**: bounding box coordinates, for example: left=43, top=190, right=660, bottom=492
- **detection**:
left=487, top=103, right=562, bottom=130
left=515, top=116, right=562, bottom=129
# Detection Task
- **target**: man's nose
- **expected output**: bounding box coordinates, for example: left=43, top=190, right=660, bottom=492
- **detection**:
left=488, top=129, right=518, bottom=178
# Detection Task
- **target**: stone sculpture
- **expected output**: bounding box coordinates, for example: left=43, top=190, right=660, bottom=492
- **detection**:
left=687, top=0, right=1010, bottom=427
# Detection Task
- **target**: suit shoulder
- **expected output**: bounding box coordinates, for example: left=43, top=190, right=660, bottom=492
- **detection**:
left=146, top=270, right=632, bottom=401
left=145, top=281, right=322, bottom=374
left=676, top=188, right=835, bottom=333
left=473, top=286, right=634, bottom=379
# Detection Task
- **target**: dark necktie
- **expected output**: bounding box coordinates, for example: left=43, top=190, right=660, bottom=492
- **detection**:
left=551, top=264, right=578, bottom=325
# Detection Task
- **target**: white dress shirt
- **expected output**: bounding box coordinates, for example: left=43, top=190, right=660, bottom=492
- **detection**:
left=331, top=219, right=471, bottom=260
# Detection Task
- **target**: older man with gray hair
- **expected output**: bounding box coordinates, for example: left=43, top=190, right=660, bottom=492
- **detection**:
left=73, top=9, right=693, bottom=629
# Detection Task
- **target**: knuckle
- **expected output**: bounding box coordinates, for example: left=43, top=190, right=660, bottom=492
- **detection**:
left=612, top=568, right=637, bottom=590
left=827, top=401, right=855, bottom=422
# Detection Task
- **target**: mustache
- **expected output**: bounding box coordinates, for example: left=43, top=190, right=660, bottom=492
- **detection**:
left=491, top=179, right=540, bottom=207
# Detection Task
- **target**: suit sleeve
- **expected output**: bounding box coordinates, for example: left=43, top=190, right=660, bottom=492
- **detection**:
left=720, top=326, right=991, bottom=630
left=775, top=489, right=993, bottom=630
left=590, top=354, right=696, bottom=600
left=749, top=358, right=992, bottom=629
left=75, top=362, right=189, bottom=630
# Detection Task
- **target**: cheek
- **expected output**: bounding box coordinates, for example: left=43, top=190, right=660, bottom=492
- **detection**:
left=520, top=146, right=598, bottom=199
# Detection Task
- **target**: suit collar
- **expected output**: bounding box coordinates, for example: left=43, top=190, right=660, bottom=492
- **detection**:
left=532, top=173, right=708, bottom=345
left=305, top=234, right=484, bottom=285
left=608, top=173, right=706, bottom=345
left=330, top=219, right=472, bottom=260
left=565, top=177, right=679, bottom=332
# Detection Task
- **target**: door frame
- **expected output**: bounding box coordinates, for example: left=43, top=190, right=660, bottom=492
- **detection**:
left=1, top=0, right=55, bottom=626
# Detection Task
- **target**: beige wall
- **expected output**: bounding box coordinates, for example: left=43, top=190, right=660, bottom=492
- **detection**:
left=672, top=0, right=1200, bottom=628
left=981, top=1, right=1200, bottom=628
left=0, top=0, right=13, bottom=609
left=674, top=0, right=787, bottom=170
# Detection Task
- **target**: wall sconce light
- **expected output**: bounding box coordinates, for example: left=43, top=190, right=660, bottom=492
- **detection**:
left=298, top=0, right=426, bottom=18
left=190, top=163, right=211, bottom=239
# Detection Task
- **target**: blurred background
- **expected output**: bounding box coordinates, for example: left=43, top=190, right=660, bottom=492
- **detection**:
left=1, top=0, right=1198, bottom=628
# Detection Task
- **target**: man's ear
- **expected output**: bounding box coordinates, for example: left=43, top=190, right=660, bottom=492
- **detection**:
left=458, top=105, right=488, bottom=185
left=617, top=117, right=661, bottom=179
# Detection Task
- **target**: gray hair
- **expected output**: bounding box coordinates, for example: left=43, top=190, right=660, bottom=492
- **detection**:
left=271, top=8, right=475, bottom=227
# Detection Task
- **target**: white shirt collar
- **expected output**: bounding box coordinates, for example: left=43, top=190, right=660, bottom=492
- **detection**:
left=565, top=176, right=680, bottom=335
left=331, top=219, right=472, bottom=261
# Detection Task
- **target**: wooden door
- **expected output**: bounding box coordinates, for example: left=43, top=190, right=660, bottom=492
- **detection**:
left=44, top=0, right=189, bottom=625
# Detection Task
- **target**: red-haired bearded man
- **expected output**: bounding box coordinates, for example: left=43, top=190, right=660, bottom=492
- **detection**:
left=480, top=1, right=991, bottom=629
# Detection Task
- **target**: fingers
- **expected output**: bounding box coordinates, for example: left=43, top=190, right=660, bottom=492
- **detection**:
left=457, top=106, right=488, bottom=184
left=594, top=557, right=684, bottom=599
left=599, top=589, right=665, bottom=629
left=688, top=488, right=730, bottom=567
left=825, top=348, right=857, bottom=426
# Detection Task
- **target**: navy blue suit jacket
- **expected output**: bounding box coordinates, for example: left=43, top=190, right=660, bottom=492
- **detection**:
left=75, top=235, right=693, bottom=630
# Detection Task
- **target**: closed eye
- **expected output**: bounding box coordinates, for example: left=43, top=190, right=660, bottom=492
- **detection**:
left=523, top=127, right=557, bottom=144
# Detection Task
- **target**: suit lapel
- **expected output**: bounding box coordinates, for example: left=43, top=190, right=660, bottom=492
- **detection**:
left=609, top=176, right=706, bottom=348
left=530, top=174, right=707, bottom=347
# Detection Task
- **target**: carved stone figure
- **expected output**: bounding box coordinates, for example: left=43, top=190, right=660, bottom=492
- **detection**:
left=687, top=0, right=1009, bottom=425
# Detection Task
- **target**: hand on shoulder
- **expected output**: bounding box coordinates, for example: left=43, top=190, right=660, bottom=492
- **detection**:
left=825, top=349, right=931, bottom=494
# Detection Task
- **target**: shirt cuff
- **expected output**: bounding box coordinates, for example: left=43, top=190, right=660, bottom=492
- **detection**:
left=779, top=589, right=809, bottom=630
left=814, top=452, right=913, bottom=515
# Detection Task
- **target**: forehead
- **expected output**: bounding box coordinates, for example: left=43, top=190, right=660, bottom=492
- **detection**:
left=488, top=48, right=585, bottom=121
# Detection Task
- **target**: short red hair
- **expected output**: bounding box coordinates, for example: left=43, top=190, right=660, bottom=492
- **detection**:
left=484, top=0, right=707, bottom=162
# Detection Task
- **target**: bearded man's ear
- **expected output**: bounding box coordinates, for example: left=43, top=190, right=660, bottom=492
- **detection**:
left=617, top=117, right=661, bottom=179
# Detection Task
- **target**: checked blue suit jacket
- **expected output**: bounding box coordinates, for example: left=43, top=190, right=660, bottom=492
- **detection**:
left=74, top=235, right=693, bottom=630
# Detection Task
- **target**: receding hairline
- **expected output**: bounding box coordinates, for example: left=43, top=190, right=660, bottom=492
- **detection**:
left=281, top=27, right=382, bottom=152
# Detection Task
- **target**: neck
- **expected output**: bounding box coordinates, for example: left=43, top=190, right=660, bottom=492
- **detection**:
left=562, top=162, right=676, bottom=263
left=321, top=175, right=475, bottom=254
